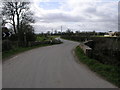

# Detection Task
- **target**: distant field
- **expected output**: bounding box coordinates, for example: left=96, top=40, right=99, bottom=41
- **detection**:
left=36, top=35, right=59, bottom=41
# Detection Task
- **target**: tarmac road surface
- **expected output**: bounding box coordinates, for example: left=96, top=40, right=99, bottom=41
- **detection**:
left=3, top=39, right=117, bottom=88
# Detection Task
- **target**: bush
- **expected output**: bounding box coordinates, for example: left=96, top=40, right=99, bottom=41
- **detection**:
left=51, top=39, right=62, bottom=44
left=2, top=40, right=13, bottom=52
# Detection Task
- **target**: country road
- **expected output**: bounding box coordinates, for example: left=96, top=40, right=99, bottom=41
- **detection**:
left=3, top=39, right=117, bottom=88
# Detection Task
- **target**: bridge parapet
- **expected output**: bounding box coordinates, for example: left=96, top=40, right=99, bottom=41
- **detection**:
left=79, top=43, right=92, bottom=57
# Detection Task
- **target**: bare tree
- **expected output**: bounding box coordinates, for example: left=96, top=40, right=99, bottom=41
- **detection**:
left=14, top=2, right=30, bottom=34
left=2, top=2, right=31, bottom=34
left=2, top=2, right=36, bottom=46
left=2, top=2, right=16, bottom=33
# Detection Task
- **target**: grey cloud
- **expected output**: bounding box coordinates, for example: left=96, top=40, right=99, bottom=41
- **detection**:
left=82, top=3, right=117, bottom=22
left=32, top=1, right=118, bottom=33
left=84, top=7, right=97, bottom=13
left=35, top=13, right=84, bottom=23
left=35, top=11, right=117, bottom=23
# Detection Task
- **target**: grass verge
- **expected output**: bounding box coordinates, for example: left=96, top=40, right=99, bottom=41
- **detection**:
left=3, top=43, right=58, bottom=60
left=75, top=46, right=120, bottom=87
left=50, top=35, right=59, bottom=39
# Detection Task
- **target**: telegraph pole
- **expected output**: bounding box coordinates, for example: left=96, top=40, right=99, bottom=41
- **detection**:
left=24, top=32, right=27, bottom=46
left=78, top=25, right=81, bottom=32
left=61, top=26, right=62, bottom=35
left=51, top=28, right=53, bottom=35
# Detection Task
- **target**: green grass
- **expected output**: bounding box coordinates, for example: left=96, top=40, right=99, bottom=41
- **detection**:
left=50, top=35, right=59, bottom=39
left=36, top=35, right=59, bottom=42
left=61, top=37, right=79, bottom=42
left=36, top=36, right=48, bottom=41
left=2, top=44, right=55, bottom=60
left=92, top=35, right=105, bottom=37
left=75, top=46, right=120, bottom=87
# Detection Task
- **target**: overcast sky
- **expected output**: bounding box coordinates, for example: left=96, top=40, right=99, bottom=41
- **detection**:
left=30, top=0, right=119, bottom=33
